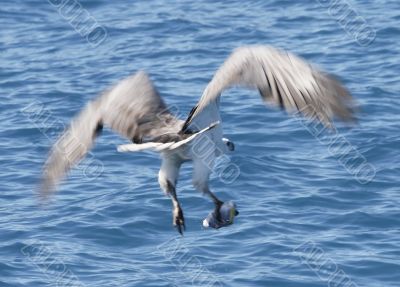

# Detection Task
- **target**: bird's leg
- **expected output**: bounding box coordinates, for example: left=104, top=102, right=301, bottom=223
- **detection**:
left=166, top=180, right=185, bottom=235
left=159, top=157, right=184, bottom=234
left=205, top=187, right=224, bottom=223
left=192, top=160, right=225, bottom=224
left=196, top=184, right=224, bottom=223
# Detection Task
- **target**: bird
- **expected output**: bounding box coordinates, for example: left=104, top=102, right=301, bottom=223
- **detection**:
left=41, top=45, right=354, bottom=235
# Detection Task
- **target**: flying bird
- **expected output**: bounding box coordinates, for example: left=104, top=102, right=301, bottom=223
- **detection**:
left=42, top=46, right=354, bottom=234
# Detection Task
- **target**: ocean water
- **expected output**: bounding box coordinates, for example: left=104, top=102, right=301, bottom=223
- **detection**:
left=1, top=0, right=399, bottom=286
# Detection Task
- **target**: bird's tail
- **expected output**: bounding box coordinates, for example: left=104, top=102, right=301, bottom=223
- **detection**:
left=117, top=121, right=220, bottom=153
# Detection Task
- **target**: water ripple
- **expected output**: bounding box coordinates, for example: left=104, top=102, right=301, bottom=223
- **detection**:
left=1, top=0, right=399, bottom=286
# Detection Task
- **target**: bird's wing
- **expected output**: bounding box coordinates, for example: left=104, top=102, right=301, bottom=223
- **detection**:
left=182, top=45, right=354, bottom=131
left=42, top=71, right=181, bottom=195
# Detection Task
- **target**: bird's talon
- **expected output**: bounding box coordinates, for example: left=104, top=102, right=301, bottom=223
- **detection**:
left=173, top=207, right=185, bottom=235
left=214, top=201, right=224, bottom=223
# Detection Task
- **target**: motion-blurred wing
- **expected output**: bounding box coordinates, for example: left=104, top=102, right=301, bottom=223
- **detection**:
left=42, top=71, right=181, bottom=195
left=183, top=45, right=354, bottom=131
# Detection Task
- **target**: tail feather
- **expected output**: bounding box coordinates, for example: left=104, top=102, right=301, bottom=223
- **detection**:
left=117, top=121, right=220, bottom=153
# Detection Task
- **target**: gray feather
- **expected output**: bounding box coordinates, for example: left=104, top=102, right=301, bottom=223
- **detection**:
left=42, top=71, right=183, bottom=195
left=188, top=46, right=354, bottom=127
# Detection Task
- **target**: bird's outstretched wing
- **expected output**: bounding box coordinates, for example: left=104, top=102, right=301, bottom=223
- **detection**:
left=182, top=45, right=354, bottom=131
left=42, top=71, right=181, bottom=195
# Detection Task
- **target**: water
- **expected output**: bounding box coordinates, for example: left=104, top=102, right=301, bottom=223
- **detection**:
left=1, top=0, right=399, bottom=286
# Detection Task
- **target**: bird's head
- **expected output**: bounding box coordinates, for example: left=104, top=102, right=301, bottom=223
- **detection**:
left=222, top=137, right=235, bottom=153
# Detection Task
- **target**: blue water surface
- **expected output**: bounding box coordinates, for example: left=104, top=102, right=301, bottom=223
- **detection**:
left=1, top=0, right=399, bottom=286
